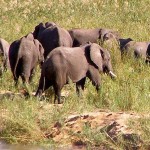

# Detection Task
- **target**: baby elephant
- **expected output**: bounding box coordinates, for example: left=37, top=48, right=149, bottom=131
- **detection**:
left=35, top=43, right=116, bottom=104
left=9, top=33, right=44, bottom=92
left=123, top=41, right=150, bottom=59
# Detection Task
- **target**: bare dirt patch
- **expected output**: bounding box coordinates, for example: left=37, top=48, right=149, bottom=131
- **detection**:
left=45, top=110, right=143, bottom=149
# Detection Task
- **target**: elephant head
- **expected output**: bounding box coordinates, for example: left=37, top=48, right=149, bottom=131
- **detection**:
left=33, top=22, right=57, bottom=39
left=100, top=29, right=120, bottom=44
left=102, top=32, right=120, bottom=49
left=103, top=32, right=119, bottom=42
left=33, top=22, right=46, bottom=39
left=90, top=43, right=116, bottom=78
left=102, top=32, right=133, bottom=52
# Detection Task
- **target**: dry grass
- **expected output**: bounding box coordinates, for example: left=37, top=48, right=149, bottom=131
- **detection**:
left=0, top=0, right=150, bottom=149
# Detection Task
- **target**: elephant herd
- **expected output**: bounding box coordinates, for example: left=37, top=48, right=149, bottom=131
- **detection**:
left=0, top=22, right=149, bottom=103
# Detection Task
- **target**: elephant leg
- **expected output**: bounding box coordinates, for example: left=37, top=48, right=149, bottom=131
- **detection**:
left=29, top=68, right=35, bottom=83
left=20, top=62, right=32, bottom=96
left=53, top=67, right=69, bottom=104
left=87, top=67, right=101, bottom=92
left=36, top=74, right=45, bottom=97
left=14, top=76, right=19, bottom=87
left=53, top=85, right=62, bottom=104
left=134, top=51, right=140, bottom=58
left=21, top=67, right=30, bottom=84
left=12, top=59, right=22, bottom=86
left=35, top=75, right=51, bottom=97
left=0, top=66, right=3, bottom=76
left=53, top=71, right=66, bottom=104
left=76, top=77, right=86, bottom=96
left=21, top=73, right=31, bottom=97
left=13, top=70, right=20, bottom=87
left=3, top=58, right=8, bottom=72
left=145, top=56, right=150, bottom=64
left=24, top=83, right=32, bottom=97
left=21, top=72, right=30, bottom=84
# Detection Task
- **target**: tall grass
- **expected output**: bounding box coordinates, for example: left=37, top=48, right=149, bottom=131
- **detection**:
left=0, top=0, right=150, bottom=148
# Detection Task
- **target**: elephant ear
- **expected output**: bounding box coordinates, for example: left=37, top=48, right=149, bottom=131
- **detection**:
left=90, top=43, right=103, bottom=71
left=34, top=39, right=44, bottom=62
left=103, top=32, right=114, bottom=41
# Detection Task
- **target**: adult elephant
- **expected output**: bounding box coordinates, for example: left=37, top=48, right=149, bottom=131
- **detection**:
left=0, top=38, right=10, bottom=74
left=35, top=43, right=116, bottom=104
left=9, top=33, right=44, bottom=93
left=33, top=22, right=73, bottom=58
left=68, top=28, right=120, bottom=47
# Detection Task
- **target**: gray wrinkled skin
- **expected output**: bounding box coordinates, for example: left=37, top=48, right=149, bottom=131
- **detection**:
left=35, top=43, right=116, bottom=104
left=68, top=28, right=120, bottom=47
left=33, top=22, right=73, bottom=58
left=0, top=38, right=10, bottom=74
left=103, top=32, right=150, bottom=60
left=123, top=41, right=150, bottom=59
left=9, top=33, right=44, bottom=85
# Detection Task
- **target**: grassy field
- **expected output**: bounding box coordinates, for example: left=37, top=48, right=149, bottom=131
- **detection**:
left=0, top=0, right=150, bottom=149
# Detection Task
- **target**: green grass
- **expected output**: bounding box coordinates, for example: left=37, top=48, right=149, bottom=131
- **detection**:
left=0, top=0, right=150, bottom=149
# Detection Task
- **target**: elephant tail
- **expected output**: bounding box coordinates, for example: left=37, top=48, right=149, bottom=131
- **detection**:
left=35, top=71, right=45, bottom=97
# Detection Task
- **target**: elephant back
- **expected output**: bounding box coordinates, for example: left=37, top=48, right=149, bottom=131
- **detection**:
left=39, top=26, right=73, bottom=58
left=57, top=27, right=73, bottom=47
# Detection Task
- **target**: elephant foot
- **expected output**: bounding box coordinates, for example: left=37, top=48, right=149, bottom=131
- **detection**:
left=24, top=92, right=30, bottom=99
left=35, top=89, right=43, bottom=97
left=54, top=100, right=63, bottom=104
left=23, top=82, right=32, bottom=97
left=20, top=88, right=30, bottom=98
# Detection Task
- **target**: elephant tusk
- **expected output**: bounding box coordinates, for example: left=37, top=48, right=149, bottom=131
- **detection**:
left=109, top=71, right=117, bottom=78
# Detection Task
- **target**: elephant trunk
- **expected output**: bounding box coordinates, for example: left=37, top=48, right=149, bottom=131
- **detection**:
left=103, top=65, right=117, bottom=79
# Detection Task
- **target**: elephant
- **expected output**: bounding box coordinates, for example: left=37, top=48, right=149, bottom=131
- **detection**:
left=102, top=32, right=150, bottom=60
left=146, top=44, right=150, bottom=63
left=68, top=28, right=120, bottom=47
left=33, top=22, right=73, bottom=58
left=0, top=38, right=10, bottom=74
left=35, top=43, right=116, bottom=104
left=9, top=33, right=44, bottom=90
left=102, top=32, right=133, bottom=51
left=122, top=41, right=150, bottom=59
